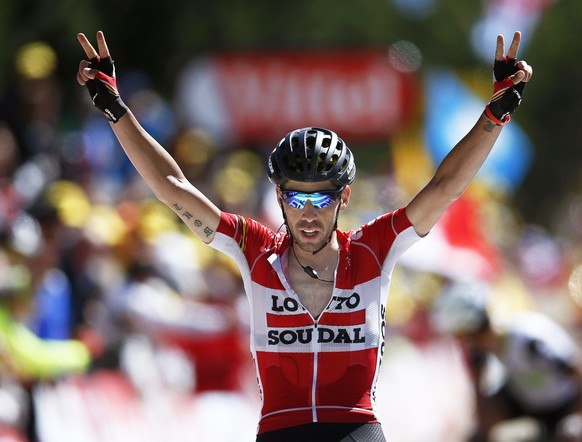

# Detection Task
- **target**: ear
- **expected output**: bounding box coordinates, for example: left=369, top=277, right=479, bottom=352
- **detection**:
left=339, top=186, right=351, bottom=211
left=275, top=186, right=283, bottom=209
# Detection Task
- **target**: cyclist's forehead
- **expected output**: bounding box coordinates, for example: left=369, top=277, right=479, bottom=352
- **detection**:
left=280, top=180, right=336, bottom=192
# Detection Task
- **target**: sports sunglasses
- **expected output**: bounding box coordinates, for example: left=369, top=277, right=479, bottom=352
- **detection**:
left=280, top=186, right=344, bottom=209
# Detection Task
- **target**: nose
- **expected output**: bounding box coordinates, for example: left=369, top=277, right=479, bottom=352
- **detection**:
left=301, top=201, right=317, bottom=221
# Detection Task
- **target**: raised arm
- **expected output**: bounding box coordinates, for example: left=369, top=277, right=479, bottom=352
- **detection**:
left=406, top=32, right=533, bottom=237
left=76, top=31, right=221, bottom=243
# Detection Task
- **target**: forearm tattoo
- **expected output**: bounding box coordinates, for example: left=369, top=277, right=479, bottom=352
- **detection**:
left=172, top=203, right=214, bottom=238
left=483, top=119, right=496, bottom=133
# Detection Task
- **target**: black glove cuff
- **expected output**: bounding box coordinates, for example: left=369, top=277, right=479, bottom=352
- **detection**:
left=102, top=97, right=128, bottom=123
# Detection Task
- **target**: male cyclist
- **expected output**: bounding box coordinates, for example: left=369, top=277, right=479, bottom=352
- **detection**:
left=76, top=30, right=532, bottom=442
left=432, top=280, right=582, bottom=442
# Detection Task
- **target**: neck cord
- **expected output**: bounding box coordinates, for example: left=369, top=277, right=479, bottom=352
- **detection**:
left=290, top=240, right=334, bottom=283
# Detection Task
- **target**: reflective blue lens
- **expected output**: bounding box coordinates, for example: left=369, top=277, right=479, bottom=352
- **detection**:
left=281, top=187, right=343, bottom=209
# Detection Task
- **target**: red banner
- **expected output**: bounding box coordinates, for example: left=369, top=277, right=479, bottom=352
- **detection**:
left=177, top=51, right=418, bottom=145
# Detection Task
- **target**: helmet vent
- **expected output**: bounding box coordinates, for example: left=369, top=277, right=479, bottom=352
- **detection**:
left=306, top=134, right=316, bottom=150
left=292, top=154, right=303, bottom=173
left=317, top=153, right=326, bottom=173
left=321, top=154, right=338, bottom=173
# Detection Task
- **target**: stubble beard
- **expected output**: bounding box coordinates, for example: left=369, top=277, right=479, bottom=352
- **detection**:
left=291, top=223, right=333, bottom=254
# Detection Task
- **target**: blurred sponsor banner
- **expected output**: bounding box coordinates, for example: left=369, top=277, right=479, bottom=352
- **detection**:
left=424, top=69, right=532, bottom=193
left=176, top=51, right=418, bottom=145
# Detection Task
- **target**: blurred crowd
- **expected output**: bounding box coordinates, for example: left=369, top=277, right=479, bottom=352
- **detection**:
left=0, top=41, right=582, bottom=442
left=0, top=41, right=261, bottom=442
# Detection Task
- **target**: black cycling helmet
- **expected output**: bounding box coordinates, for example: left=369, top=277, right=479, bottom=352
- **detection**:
left=267, top=127, right=356, bottom=187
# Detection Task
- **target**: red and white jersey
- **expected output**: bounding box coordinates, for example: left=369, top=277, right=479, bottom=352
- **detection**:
left=209, top=208, right=420, bottom=434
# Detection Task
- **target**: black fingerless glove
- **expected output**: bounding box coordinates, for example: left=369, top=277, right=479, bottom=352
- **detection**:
left=484, top=57, right=526, bottom=126
left=86, top=56, right=128, bottom=123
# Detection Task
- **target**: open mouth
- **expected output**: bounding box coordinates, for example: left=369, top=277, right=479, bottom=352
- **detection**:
left=301, top=229, right=318, bottom=238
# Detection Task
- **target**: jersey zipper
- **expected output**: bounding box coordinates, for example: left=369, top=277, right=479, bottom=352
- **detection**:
left=310, top=290, right=337, bottom=423
left=311, top=321, right=319, bottom=422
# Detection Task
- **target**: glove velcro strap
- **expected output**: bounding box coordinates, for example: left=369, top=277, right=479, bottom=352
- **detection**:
left=102, top=97, right=128, bottom=123
left=484, top=105, right=510, bottom=126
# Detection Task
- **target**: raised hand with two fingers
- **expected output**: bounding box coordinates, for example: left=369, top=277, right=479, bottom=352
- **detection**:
left=485, top=31, right=533, bottom=126
left=77, top=31, right=127, bottom=123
